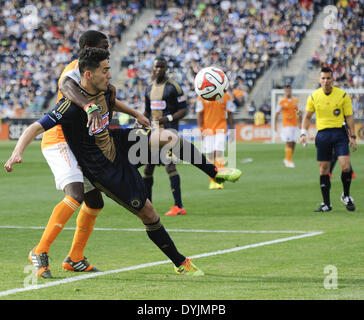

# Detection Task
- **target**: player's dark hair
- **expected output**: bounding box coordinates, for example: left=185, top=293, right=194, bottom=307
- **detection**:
left=321, top=67, right=333, bottom=74
left=79, top=30, right=107, bottom=49
left=154, top=55, right=167, bottom=63
left=79, top=48, right=110, bottom=75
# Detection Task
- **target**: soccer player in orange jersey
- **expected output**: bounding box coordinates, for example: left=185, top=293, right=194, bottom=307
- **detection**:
left=22, top=31, right=149, bottom=278
left=274, top=84, right=301, bottom=168
left=196, top=91, right=235, bottom=189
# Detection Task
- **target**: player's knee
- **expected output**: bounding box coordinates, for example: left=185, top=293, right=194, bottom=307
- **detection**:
left=137, top=199, right=159, bottom=224
left=341, top=164, right=351, bottom=172
left=64, top=182, right=84, bottom=204
left=144, top=164, right=155, bottom=177
left=159, top=129, right=179, bottom=148
left=84, top=189, right=104, bottom=209
left=165, top=163, right=177, bottom=175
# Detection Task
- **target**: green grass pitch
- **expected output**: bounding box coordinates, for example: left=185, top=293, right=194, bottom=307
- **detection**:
left=0, top=140, right=363, bottom=300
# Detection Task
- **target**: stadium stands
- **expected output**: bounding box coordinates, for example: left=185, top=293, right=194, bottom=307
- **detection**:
left=310, top=0, right=363, bottom=89
left=0, top=0, right=142, bottom=119
left=117, top=0, right=316, bottom=114
left=1, top=0, right=362, bottom=119
left=309, top=0, right=363, bottom=117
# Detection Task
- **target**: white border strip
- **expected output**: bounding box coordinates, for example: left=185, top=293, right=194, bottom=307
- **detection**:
left=0, top=231, right=323, bottom=298
left=0, top=225, right=313, bottom=234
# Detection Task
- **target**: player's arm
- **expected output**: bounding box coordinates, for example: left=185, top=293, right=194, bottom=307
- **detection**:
left=60, top=76, right=102, bottom=131
left=342, top=92, right=357, bottom=151
left=227, top=111, right=234, bottom=129
left=143, top=92, right=151, bottom=119
left=196, top=99, right=204, bottom=132
left=164, top=108, right=187, bottom=124
left=299, top=110, right=314, bottom=145
left=345, top=114, right=357, bottom=151
left=4, top=122, right=45, bottom=172
left=197, top=110, right=204, bottom=132
left=274, top=110, right=280, bottom=132
left=298, top=109, right=303, bottom=126
left=114, top=99, right=150, bottom=127
left=158, top=83, right=187, bottom=124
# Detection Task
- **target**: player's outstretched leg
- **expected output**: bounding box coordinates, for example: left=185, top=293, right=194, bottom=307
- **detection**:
left=151, top=130, right=242, bottom=184
left=137, top=200, right=203, bottom=276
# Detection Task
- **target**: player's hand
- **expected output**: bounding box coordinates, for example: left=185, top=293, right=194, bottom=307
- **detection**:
left=4, top=154, right=22, bottom=172
left=299, top=135, right=307, bottom=147
left=155, top=116, right=168, bottom=125
left=349, top=137, right=357, bottom=152
left=87, top=111, right=103, bottom=131
left=136, top=113, right=151, bottom=128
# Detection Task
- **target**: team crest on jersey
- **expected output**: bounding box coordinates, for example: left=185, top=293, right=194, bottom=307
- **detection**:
left=88, top=112, right=109, bottom=136
left=333, top=109, right=340, bottom=116
left=130, top=199, right=142, bottom=208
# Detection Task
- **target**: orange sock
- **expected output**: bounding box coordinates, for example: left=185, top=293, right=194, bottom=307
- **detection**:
left=285, top=146, right=293, bottom=162
left=215, top=157, right=225, bottom=168
left=67, top=204, right=101, bottom=262
left=35, top=196, right=80, bottom=254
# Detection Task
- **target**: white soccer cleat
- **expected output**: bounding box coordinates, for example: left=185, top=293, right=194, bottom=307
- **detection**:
left=283, top=159, right=295, bottom=168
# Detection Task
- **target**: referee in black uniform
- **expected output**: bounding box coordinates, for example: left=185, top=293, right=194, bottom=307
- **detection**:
left=300, top=67, right=357, bottom=212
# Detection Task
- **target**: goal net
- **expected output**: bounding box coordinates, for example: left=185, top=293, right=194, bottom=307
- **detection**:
left=270, top=88, right=364, bottom=143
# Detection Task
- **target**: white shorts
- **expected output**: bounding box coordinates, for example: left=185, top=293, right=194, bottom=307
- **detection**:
left=280, top=126, right=299, bottom=142
left=202, top=133, right=226, bottom=154
left=42, top=142, right=95, bottom=192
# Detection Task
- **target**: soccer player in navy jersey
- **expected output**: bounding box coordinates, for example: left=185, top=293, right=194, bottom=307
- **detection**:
left=5, top=48, right=241, bottom=276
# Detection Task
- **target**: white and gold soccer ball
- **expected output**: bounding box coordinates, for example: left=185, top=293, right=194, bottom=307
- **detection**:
left=194, top=66, right=229, bottom=101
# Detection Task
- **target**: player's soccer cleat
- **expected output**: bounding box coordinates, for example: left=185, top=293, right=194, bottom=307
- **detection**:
left=214, top=167, right=242, bottom=183
left=28, top=248, right=53, bottom=279
left=209, top=180, right=224, bottom=189
left=340, top=193, right=355, bottom=211
left=352, top=172, right=356, bottom=179
left=165, top=206, right=186, bottom=216
left=283, top=159, right=295, bottom=168
left=174, top=258, right=204, bottom=276
left=62, top=256, right=100, bottom=272
left=314, top=203, right=332, bottom=212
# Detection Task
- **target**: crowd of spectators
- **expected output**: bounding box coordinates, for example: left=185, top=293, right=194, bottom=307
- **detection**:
left=3, top=0, right=362, bottom=121
left=309, top=0, right=363, bottom=117
left=118, top=0, right=316, bottom=114
left=0, top=0, right=142, bottom=119
left=310, top=0, right=363, bottom=89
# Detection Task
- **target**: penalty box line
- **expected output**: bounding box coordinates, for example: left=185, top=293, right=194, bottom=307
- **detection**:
left=0, top=230, right=323, bottom=298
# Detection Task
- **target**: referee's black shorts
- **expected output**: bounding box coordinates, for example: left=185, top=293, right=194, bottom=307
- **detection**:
left=315, top=127, right=349, bottom=161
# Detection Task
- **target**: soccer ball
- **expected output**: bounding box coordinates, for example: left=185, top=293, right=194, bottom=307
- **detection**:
left=194, top=66, right=229, bottom=101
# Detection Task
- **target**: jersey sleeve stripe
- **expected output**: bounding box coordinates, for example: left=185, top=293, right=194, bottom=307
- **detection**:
left=168, top=79, right=183, bottom=95
left=57, top=100, right=71, bottom=114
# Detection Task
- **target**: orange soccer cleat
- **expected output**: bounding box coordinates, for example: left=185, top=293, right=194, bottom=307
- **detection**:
left=164, top=206, right=187, bottom=216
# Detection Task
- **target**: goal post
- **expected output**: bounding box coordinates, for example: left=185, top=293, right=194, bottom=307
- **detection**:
left=270, top=88, right=364, bottom=143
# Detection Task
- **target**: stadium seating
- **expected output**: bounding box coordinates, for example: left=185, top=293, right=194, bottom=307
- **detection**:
left=117, top=0, right=316, bottom=114
left=0, top=0, right=142, bottom=119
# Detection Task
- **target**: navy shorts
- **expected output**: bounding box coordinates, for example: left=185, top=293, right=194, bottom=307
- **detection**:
left=315, top=127, right=349, bottom=161
left=89, top=127, right=152, bottom=214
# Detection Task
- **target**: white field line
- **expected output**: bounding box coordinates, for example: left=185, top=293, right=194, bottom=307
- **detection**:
left=0, top=230, right=323, bottom=298
left=0, top=225, right=314, bottom=234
